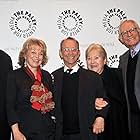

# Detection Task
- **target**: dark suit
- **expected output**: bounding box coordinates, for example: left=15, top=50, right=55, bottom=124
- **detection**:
left=52, top=67, right=108, bottom=140
left=6, top=68, right=55, bottom=140
left=0, top=50, right=12, bottom=140
left=119, top=50, right=140, bottom=140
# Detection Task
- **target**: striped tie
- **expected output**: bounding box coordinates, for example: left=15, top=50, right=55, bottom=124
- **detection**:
left=131, top=49, right=136, bottom=58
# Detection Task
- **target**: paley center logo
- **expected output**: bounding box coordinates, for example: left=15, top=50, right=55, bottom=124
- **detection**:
left=107, top=54, right=119, bottom=68
left=102, top=8, right=127, bottom=34
left=9, top=10, right=37, bottom=38
left=57, top=9, right=84, bottom=36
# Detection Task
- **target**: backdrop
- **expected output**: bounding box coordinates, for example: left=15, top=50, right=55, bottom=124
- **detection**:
left=0, top=0, right=139, bottom=71
left=0, top=0, right=139, bottom=139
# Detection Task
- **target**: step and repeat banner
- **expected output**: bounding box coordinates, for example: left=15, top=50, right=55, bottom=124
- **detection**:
left=0, top=0, right=140, bottom=72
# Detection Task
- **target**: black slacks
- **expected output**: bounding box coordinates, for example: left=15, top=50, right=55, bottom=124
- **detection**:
left=130, top=112, right=140, bottom=140
left=61, top=133, right=81, bottom=140
left=0, top=121, right=11, bottom=140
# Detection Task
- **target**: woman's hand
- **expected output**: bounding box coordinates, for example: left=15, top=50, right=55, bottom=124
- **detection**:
left=95, top=98, right=108, bottom=110
left=12, top=123, right=27, bottom=140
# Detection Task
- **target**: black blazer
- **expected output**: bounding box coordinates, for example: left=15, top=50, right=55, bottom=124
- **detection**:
left=0, top=50, right=12, bottom=140
left=52, top=67, right=108, bottom=140
left=6, top=67, right=55, bottom=140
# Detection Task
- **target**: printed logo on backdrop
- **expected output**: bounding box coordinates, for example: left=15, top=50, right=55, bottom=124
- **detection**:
left=107, top=54, right=119, bottom=68
left=102, top=8, right=127, bottom=34
left=9, top=10, right=37, bottom=38
left=57, top=10, right=83, bottom=36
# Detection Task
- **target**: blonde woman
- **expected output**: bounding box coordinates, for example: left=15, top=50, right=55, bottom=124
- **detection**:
left=86, top=43, right=129, bottom=140
left=6, top=38, right=55, bottom=140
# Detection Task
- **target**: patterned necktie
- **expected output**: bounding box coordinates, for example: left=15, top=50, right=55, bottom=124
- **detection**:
left=131, top=49, right=136, bottom=58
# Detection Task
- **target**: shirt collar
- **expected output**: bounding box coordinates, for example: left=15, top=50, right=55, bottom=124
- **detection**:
left=64, top=64, right=79, bottom=74
left=130, top=42, right=140, bottom=54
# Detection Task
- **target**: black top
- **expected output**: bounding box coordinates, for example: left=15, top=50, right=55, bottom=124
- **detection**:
left=62, top=71, right=80, bottom=134
left=127, top=52, right=139, bottom=113
left=99, top=65, right=129, bottom=140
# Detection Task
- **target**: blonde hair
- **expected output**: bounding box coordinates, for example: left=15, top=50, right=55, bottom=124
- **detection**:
left=86, top=43, right=107, bottom=60
left=18, top=38, right=48, bottom=67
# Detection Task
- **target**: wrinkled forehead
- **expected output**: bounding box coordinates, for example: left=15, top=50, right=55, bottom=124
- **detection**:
left=120, top=21, right=137, bottom=31
left=28, top=44, right=43, bottom=50
left=26, top=45, right=45, bottom=54
left=89, top=49, right=104, bottom=57
left=61, top=39, right=79, bottom=49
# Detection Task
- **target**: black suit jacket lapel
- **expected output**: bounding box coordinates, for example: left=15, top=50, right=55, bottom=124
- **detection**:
left=57, top=68, right=64, bottom=102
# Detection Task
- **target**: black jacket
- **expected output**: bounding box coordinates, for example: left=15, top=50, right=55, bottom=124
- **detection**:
left=0, top=50, right=12, bottom=140
left=52, top=67, right=108, bottom=140
left=6, top=67, right=55, bottom=140
left=99, top=65, right=129, bottom=140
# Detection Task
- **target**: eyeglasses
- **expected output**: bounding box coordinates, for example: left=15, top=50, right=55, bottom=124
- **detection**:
left=62, top=47, right=79, bottom=52
left=120, top=27, right=138, bottom=37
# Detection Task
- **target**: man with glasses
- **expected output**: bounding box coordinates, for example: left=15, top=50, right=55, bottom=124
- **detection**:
left=118, top=19, right=140, bottom=140
left=52, top=37, right=108, bottom=140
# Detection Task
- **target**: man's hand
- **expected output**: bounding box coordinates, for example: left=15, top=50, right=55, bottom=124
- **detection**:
left=92, top=117, right=104, bottom=134
left=95, top=98, right=108, bottom=110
